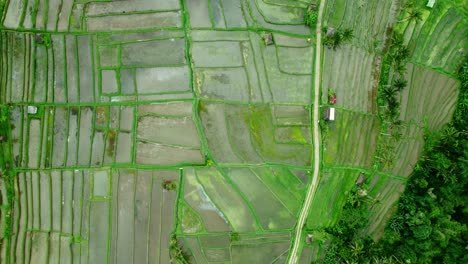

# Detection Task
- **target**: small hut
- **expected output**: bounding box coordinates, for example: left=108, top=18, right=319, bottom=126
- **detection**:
left=308, top=4, right=317, bottom=11
left=356, top=174, right=366, bottom=186
left=305, top=234, right=313, bottom=244
left=326, top=27, right=336, bottom=37
left=27, top=106, right=38, bottom=114
left=36, top=34, right=44, bottom=44
left=426, top=0, right=435, bottom=8
left=324, top=107, right=335, bottom=121
left=329, top=94, right=337, bottom=105
left=264, top=33, right=274, bottom=46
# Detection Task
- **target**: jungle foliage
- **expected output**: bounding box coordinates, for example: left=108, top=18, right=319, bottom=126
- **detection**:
left=321, top=59, right=468, bottom=263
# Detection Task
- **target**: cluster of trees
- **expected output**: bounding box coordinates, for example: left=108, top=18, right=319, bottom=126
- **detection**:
left=304, top=6, right=318, bottom=27
left=0, top=1, right=5, bottom=19
left=322, top=186, right=374, bottom=263
left=382, top=33, right=410, bottom=121
left=169, top=234, right=192, bottom=263
left=162, top=179, right=178, bottom=191
left=374, top=32, right=410, bottom=170
left=0, top=106, right=14, bottom=239
left=323, top=27, right=354, bottom=50
left=399, top=0, right=424, bottom=24
left=321, top=59, right=468, bottom=263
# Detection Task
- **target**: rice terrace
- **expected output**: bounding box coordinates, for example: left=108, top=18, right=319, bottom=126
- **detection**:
left=0, top=0, right=467, bottom=263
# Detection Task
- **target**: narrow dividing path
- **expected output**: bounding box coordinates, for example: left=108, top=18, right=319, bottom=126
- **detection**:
left=287, top=1, right=326, bottom=263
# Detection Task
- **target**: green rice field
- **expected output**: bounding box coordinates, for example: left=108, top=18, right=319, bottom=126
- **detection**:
left=0, top=0, right=465, bottom=263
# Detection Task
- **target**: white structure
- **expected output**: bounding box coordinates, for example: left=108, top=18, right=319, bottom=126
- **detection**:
left=27, top=106, right=38, bottom=114
left=329, top=107, right=335, bottom=120
left=324, top=107, right=335, bottom=121
left=427, top=0, right=435, bottom=8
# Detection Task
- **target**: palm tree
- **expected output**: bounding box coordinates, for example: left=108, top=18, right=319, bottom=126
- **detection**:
left=349, top=240, right=364, bottom=258
left=393, top=62, right=407, bottom=75
left=390, top=33, right=404, bottom=49
left=393, top=46, right=410, bottom=62
left=341, top=28, right=354, bottom=42
left=382, top=85, right=396, bottom=101
left=332, top=33, right=343, bottom=49
left=400, top=9, right=423, bottom=23
left=407, top=9, right=423, bottom=23
left=393, top=78, right=407, bottom=92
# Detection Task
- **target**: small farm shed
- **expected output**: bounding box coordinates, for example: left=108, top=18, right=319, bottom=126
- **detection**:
left=308, top=4, right=317, bottom=11
left=305, top=234, right=313, bottom=244
left=326, top=27, right=336, bottom=37
left=27, top=106, right=38, bottom=114
left=324, top=107, right=335, bottom=121
left=329, top=94, right=337, bottom=105
left=264, top=33, right=274, bottom=45
left=426, top=0, right=435, bottom=8
left=356, top=175, right=366, bottom=186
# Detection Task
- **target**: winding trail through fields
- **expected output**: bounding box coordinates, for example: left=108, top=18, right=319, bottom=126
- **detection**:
left=287, top=1, right=325, bottom=263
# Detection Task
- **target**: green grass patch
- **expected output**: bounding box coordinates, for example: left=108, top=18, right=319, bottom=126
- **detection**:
left=178, top=201, right=205, bottom=234
left=196, top=168, right=258, bottom=232
left=252, top=167, right=306, bottom=215
left=306, top=169, right=360, bottom=229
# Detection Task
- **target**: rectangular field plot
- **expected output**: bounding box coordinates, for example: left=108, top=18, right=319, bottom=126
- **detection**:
left=8, top=101, right=207, bottom=169
left=199, top=101, right=312, bottom=166
left=0, top=32, right=99, bottom=104
left=323, top=110, right=380, bottom=168
left=0, top=31, right=194, bottom=104
left=191, top=30, right=314, bottom=104
left=231, top=240, right=290, bottom=263
left=9, top=169, right=180, bottom=264
left=177, top=232, right=292, bottom=263
left=3, top=0, right=73, bottom=31
left=399, top=63, right=459, bottom=130
left=109, top=169, right=179, bottom=264
left=136, top=102, right=204, bottom=166
left=9, top=170, right=95, bottom=264
left=2, top=0, right=182, bottom=31
left=8, top=105, right=136, bottom=169
left=306, top=169, right=360, bottom=228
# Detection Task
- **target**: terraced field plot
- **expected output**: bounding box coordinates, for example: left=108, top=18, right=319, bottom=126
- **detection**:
left=322, top=110, right=380, bottom=168
left=9, top=169, right=179, bottom=263
left=0, top=0, right=465, bottom=263
left=400, top=0, right=467, bottom=74
left=321, top=45, right=379, bottom=113
left=323, top=0, right=396, bottom=51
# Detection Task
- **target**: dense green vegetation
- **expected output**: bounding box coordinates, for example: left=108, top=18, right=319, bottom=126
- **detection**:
left=170, top=234, right=192, bottom=263
left=382, top=33, right=410, bottom=121
left=0, top=106, right=14, bottom=262
left=374, top=31, right=410, bottom=170
left=323, top=27, right=354, bottom=50
left=304, top=5, right=318, bottom=27
left=321, top=59, right=468, bottom=263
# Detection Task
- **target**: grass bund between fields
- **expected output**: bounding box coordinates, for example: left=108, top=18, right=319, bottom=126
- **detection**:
left=0, top=0, right=466, bottom=263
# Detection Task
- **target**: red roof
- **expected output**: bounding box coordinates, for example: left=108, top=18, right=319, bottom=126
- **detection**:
left=329, top=95, right=337, bottom=104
